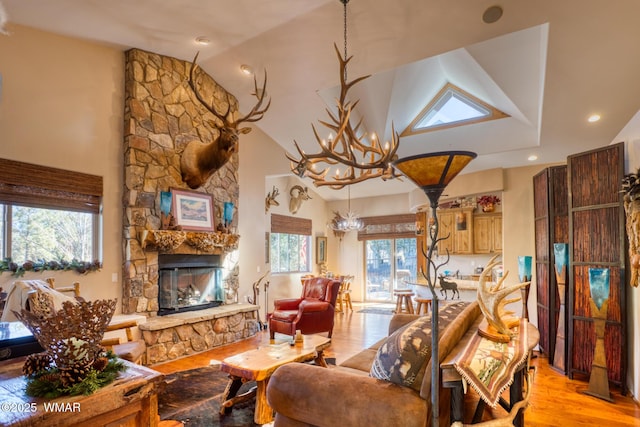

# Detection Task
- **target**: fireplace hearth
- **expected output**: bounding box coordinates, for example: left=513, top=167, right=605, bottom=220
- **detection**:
left=157, top=254, right=224, bottom=316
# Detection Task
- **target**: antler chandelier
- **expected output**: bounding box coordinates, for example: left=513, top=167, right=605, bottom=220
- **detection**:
left=286, top=0, right=401, bottom=189
left=329, top=186, right=364, bottom=238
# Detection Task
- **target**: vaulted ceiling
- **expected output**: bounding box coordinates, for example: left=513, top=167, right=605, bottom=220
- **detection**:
left=4, top=0, right=640, bottom=200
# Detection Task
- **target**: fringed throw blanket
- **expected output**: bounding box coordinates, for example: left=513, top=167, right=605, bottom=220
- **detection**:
left=453, top=318, right=529, bottom=408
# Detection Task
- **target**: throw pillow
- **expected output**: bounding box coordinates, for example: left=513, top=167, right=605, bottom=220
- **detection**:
left=370, top=301, right=469, bottom=390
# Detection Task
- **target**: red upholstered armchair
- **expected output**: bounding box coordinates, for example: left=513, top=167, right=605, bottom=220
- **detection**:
left=269, top=277, right=341, bottom=339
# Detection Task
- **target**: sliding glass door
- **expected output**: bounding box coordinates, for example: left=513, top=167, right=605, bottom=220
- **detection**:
left=365, top=238, right=417, bottom=302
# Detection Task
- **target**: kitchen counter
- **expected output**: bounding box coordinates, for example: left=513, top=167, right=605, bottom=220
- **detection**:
left=405, top=278, right=494, bottom=303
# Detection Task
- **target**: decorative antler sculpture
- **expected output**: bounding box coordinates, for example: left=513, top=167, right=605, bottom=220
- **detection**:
left=182, top=53, right=271, bottom=189
left=289, top=185, right=312, bottom=214
left=477, top=254, right=530, bottom=342
left=621, top=168, right=640, bottom=287
left=286, top=45, right=400, bottom=189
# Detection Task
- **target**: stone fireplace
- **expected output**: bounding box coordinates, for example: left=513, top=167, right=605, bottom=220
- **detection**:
left=120, top=49, right=260, bottom=364
left=122, top=48, right=241, bottom=317
left=157, top=253, right=224, bottom=316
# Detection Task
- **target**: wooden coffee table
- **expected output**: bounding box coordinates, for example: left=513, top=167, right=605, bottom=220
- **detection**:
left=219, top=334, right=331, bottom=424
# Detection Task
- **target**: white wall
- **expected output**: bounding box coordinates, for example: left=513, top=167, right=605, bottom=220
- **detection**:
left=240, top=132, right=330, bottom=320
left=0, top=25, right=125, bottom=309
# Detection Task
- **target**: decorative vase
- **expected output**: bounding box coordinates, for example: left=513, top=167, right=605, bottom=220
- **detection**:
left=517, top=256, right=532, bottom=320
left=552, top=243, right=568, bottom=373
left=223, top=202, right=235, bottom=228
left=482, top=203, right=495, bottom=212
left=583, top=267, right=613, bottom=402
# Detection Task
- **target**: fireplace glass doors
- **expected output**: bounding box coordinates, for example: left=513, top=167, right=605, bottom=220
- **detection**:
left=158, top=254, right=224, bottom=316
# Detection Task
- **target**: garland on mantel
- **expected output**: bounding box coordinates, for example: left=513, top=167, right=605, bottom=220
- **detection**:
left=0, top=258, right=102, bottom=277
left=140, top=230, right=239, bottom=253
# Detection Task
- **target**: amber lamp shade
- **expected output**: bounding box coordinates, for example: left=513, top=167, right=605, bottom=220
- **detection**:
left=392, top=151, right=477, bottom=204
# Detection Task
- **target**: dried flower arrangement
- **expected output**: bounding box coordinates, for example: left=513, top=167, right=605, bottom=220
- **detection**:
left=476, top=195, right=501, bottom=207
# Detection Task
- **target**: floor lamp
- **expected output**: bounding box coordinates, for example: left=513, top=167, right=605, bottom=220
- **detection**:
left=393, top=151, right=476, bottom=427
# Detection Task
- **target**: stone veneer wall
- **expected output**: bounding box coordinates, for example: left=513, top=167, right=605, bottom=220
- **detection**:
left=141, top=305, right=260, bottom=364
left=123, top=48, right=240, bottom=316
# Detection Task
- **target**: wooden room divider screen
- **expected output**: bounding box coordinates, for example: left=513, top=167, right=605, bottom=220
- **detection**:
left=567, top=142, right=627, bottom=393
left=533, top=165, right=568, bottom=369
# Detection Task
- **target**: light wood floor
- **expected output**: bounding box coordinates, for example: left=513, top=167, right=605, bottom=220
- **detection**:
left=153, top=304, right=640, bottom=426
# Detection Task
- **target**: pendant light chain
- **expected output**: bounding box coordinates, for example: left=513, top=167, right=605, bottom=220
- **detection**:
left=343, top=0, right=349, bottom=81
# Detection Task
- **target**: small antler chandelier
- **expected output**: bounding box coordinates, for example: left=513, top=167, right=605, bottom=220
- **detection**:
left=286, top=0, right=401, bottom=189
left=328, top=187, right=364, bottom=238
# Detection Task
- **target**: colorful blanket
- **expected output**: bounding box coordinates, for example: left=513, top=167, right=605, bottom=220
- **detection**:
left=453, top=318, right=529, bottom=408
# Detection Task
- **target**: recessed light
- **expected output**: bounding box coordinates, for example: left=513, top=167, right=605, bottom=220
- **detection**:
left=240, top=64, right=253, bottom=76
left=482, top=6, right=503, bottom=24
left=588, top=114, right=601, bottom=123
left=195, top=36, right=210, bottom=46
left=527, top=155, right=538, bottom=162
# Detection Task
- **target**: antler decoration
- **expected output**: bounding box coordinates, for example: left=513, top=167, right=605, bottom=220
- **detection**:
left=477, top=254, right=530, bottom=341
left=286, top=44, right=401, bottom=189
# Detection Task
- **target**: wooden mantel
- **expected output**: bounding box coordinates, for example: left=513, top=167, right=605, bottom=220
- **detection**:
left=138, top=230, right=239, bottom=254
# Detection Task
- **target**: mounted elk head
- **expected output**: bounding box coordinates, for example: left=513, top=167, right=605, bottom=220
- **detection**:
left=289, top=185, right=312, bottom=215
left=265, top=186, right=280, bottom=213
left=182, top=53, right=271, bottom=189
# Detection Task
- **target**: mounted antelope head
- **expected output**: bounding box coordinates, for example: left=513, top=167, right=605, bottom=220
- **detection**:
left=265, top=186, right=280, bottom=213
left=181, top=52, right=271, bottom=189
left=289, top=185, right=312, bottom=214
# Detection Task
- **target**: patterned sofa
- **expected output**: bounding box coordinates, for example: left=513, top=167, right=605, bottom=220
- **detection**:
left=266, top=300, right=481, bottom=427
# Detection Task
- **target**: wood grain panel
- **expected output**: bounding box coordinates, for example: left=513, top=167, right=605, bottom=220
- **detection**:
left=533, top=166, right=567, bottom=360
left=567, top=142, right=626, bottom=391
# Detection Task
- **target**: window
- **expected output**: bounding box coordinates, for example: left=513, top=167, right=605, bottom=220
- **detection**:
left=270, top=213, right=312, bottom=274
left=358, top=214, right=419, bottom=301
left=365, top=237, right=418, bottom=302
left=401, top=83, right=509, bottom=136
left=2, top=205, right=97, bottom=263
left=270, top=233, right=311, bottom=273
left=0, top=158, right=102, bottom=266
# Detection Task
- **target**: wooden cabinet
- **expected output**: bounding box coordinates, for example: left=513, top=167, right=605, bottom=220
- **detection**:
left=473, top=213, right=502, bottom=254
left=437, top=210, right=455, bottom=255
left=436, top=208, right=473, bottom=255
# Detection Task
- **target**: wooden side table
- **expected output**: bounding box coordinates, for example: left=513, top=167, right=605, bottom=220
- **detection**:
left=440, top=317, right=539, bottom=427
left=0, top=357, right=164, bottom=427
left=219, top=334, right=331, bottom=425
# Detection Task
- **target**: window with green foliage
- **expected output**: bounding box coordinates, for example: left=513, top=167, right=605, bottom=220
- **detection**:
left=0, top=158, right=103, bottom=275
left=2, top=204, right=97, bottom=263
left=269, top=213, right=312, bottom=274
left=270, top=233, right=311, bottom=273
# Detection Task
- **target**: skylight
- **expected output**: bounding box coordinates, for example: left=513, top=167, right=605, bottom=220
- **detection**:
left=402, top=83, right=509, bottom=136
